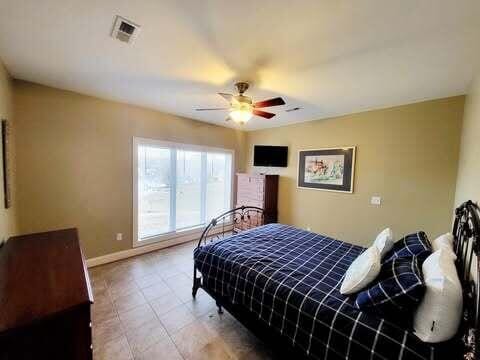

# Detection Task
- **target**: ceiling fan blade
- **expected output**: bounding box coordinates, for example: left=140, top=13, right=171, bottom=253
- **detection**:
left=253, top=109, right=276, bottom=119
left=218, top=93, right=234, bottom=103
left=195, top=108, right=229, bottom=111
left=254, top=97, right=286, bottom=108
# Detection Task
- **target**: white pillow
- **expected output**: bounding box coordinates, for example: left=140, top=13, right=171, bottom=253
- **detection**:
left=340, top=246, right=381, bottom=295
left=432, top=233, right=455, bottom=253
left=372, top=228, right=394, bottom=258
left=413, top=248, right=462, bottom=343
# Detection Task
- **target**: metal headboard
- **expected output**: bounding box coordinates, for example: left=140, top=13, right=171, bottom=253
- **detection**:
left=453, top=200, right=479, bottom=360
left=192, top=206, right=264, bottom=298
left=195, top=206, right=264, bottom=249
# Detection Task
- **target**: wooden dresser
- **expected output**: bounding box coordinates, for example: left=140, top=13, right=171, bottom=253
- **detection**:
left=236, top=173, right=279, bottom=229
left=0, top=228, right=93, bottom=360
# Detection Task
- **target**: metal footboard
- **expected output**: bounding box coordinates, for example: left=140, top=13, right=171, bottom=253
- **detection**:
left=192, top=206, right=264, bottom=299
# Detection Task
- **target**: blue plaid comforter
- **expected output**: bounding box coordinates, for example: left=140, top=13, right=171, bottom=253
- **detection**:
left=194, top=224, right=449, bottom=360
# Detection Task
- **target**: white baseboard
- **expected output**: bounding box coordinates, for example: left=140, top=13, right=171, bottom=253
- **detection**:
left=87, top=232, right=198, bottom=268
left=86, top=224, right=232, bottom=268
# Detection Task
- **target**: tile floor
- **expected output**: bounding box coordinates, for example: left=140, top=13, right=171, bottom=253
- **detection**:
left=88, top=241, right=275, bottom=360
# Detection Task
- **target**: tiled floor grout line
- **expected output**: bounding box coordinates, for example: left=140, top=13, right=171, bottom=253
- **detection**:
left=144, top=267, right=188, bottom=360
left=139, top=298, right=187, bottom=359
left=106, top=277, right=135, bottom=359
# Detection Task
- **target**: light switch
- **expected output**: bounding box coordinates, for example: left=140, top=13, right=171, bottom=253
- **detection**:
left=371, top=196, right=382, bottom=205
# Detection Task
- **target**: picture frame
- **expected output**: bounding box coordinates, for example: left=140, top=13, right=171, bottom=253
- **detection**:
left=1, top=120, right=11, bottom=208
left=297, top=147, right=356, bottom=193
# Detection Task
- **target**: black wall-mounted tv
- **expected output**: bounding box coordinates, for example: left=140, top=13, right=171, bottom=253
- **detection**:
left=253, top=145, right=288, bottom=167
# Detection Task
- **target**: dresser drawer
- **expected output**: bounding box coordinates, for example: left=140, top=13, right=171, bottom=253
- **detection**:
left=238, top=190, right=264, bottom=203
left=236, top=197, right=263, bottom=208
left=237, top=176, right=264, bottom=202
left=0, top=303, right=92, bottom=360
left=238, top=176, right=262, bottom=192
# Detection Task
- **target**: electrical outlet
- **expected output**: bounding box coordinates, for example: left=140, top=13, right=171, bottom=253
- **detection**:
left=306, top=227, right=311, bottom=232
left=116, top=233, right=123, bottom=241
left=371, top=196, right=382, bottom=205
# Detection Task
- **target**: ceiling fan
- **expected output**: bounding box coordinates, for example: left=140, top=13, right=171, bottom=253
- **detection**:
left=196, top=82, right=286, bottom=124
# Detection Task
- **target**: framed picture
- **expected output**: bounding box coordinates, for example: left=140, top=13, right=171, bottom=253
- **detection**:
left=297, top=147, right=356, bottom=193
left=1, top=120, right=11, bottom=208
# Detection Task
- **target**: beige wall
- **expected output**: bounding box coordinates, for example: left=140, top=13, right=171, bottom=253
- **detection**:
left=13, top=81, right=246, bottom=258
left=11, top=79, right=467, bottom=257
left=455, top=73, right=480, bottom=207
left=0, top=60, right=17, bottom=238
left=245, top=97, right=465, bottom=247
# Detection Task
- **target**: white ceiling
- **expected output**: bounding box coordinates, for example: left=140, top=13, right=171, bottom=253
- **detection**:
left=0, top=0, right=479, bottom=130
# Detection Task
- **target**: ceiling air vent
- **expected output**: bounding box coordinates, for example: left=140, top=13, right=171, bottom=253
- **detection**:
left=111, top=16, right=140, bottom=44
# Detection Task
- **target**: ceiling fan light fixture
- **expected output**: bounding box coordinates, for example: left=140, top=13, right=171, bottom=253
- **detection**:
left=230, top=109, right=253, bottom=124
left=230, top=101, right=253, bottom=124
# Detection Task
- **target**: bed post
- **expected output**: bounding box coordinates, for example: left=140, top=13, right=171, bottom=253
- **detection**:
left=192, top=265, right=201, bottom=298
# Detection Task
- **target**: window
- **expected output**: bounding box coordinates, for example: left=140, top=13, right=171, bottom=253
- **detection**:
left=133, top=138, right=233, bottom=246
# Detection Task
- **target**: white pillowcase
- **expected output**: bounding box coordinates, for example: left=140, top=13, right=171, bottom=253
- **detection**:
left=432, top=233, right=455, bottom=253
left=413, top=248, right=462, bottom=343
left=372, top=228, right=394, bottom=258
left=340, top=246, right=381, bottom=295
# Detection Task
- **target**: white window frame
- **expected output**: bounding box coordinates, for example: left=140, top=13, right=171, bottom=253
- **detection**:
left=133, top=137, right=235, bottom=247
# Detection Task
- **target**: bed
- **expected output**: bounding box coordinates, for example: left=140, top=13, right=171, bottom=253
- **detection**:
left=192, top=204, right=479, bottom=360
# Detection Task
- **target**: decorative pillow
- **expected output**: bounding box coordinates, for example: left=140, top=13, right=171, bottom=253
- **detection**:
left=372, top=228, right=394, bottom=258
left=432, top=233, right=455, bottom=254
left=355, top=255, right=425, bottom=314
left=383, top=232, right=431, bottom=263
left=414, top=248, right=462, bottom=343
left=340, top=246, right=381, bottom=295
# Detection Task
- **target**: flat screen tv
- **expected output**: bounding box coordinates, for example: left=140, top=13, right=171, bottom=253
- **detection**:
left=253, top=145, right=288, bottom=167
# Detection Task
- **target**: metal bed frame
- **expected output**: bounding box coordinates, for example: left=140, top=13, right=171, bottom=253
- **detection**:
left=453, top=200, right=479, bottom=359
left=192, top=205, right=264, bottom=302
left=192, top=201, right=480, bottom=359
